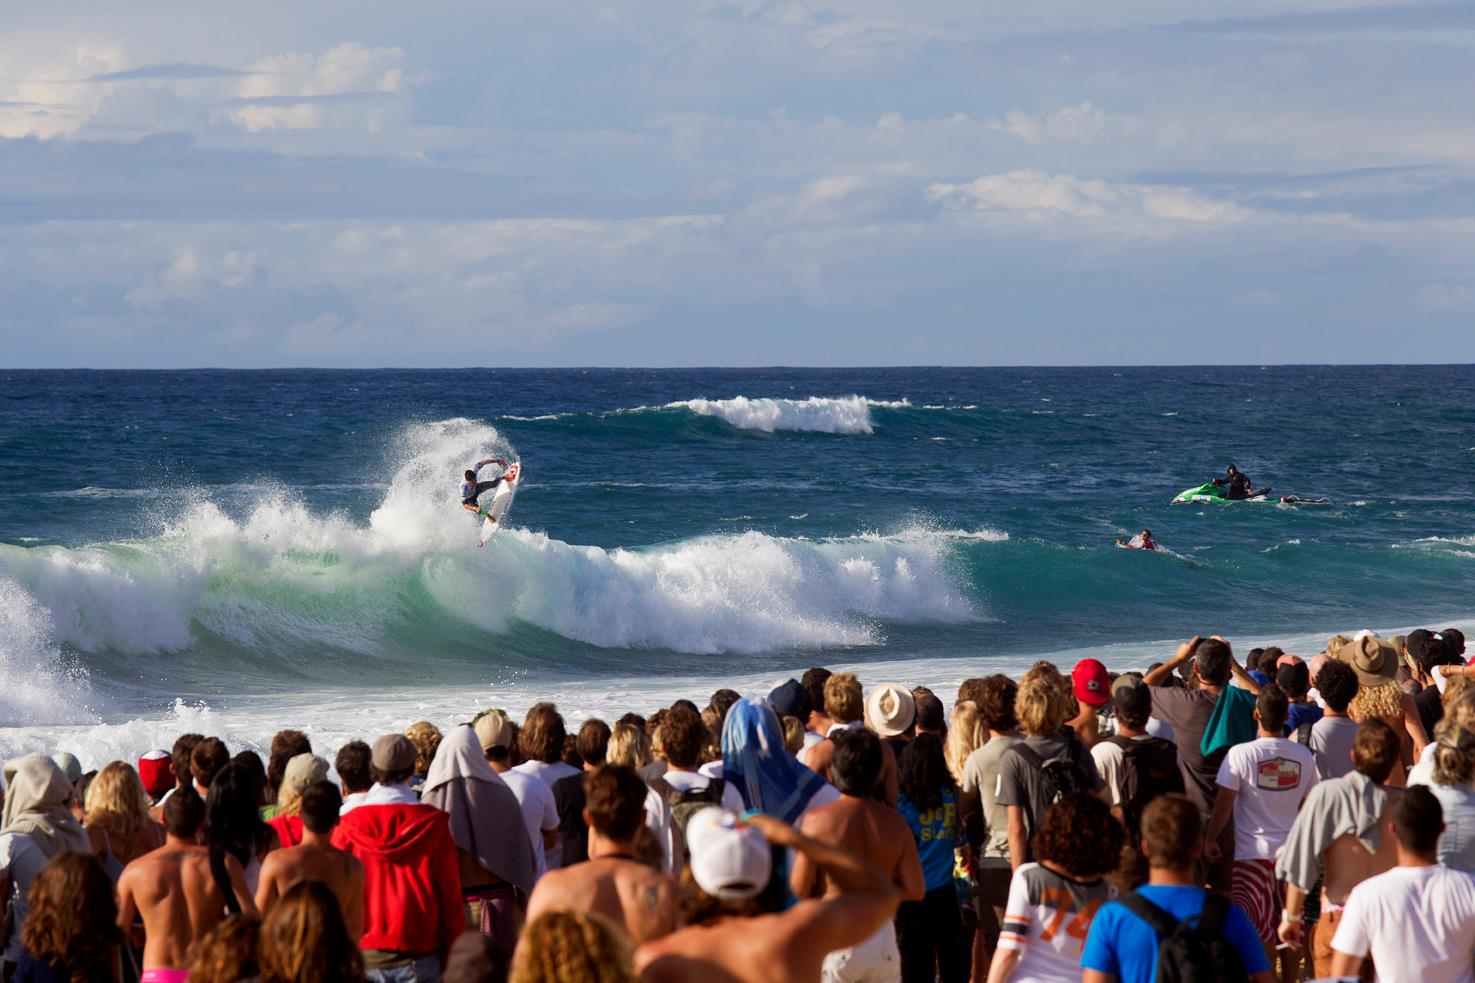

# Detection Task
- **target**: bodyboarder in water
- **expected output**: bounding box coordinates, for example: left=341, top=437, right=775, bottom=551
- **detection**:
left=461, top=457, right=509, bottom=518
left=1116, top=529, right=1158, bottom=551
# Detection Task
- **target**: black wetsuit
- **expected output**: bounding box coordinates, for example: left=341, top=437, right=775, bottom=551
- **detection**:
left=1214, top=474, right=1260, bottom=500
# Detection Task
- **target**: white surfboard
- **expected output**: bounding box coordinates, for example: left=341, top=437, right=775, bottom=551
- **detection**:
left=478, top=461, right=521, bottom=547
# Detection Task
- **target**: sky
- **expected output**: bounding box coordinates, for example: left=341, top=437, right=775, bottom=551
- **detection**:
left=3, top=0, right=1474, bottom=367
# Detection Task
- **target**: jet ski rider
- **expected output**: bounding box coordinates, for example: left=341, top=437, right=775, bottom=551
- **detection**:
left=1212, top=464, right=1270, bottom=501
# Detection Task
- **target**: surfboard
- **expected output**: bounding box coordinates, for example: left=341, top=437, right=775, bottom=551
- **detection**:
left=478, top=461, right=521, bottom=547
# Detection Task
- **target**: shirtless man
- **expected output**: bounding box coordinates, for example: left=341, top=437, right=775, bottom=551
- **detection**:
left=636, top=809, right=899, bottom=983
left=794, top=728, right=925, bottom=983
left=801, top=673, right=900, bottom=806
left=1275, top=720, right=1403, bottom=979
left=526, top=765, right=679, bottom=944
left=117, top=787, right=255, bottom=983
left=255, top=781, right=364, bottom=940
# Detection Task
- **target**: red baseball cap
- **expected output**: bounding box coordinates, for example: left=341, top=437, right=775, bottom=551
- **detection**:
left=1073, top=658, right=1111, bottom=708
left=138, top=750, right=175, bottom=799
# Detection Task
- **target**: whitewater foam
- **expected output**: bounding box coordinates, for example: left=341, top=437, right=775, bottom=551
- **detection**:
left=666, top=395, right=909, bottom=434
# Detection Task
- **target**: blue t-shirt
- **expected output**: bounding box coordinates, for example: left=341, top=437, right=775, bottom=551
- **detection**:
left=1285, top=701, right=1324, bottom=735
left=1081, top=885, right=1269, bottom=983
left=898, top=788, right=960, bottom=891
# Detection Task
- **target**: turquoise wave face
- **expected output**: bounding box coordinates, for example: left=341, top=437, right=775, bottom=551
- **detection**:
left=2, top=366, right=1474, bottom=722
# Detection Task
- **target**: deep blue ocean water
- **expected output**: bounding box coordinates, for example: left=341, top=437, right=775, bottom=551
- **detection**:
left=3, top=366, right=1475, bottom=729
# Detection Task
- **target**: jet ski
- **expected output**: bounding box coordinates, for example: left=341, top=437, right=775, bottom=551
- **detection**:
left=1171, top=483, right=1328, bottom=506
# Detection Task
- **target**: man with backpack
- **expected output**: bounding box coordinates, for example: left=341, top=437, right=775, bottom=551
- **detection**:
left=658, top=706, right=745, bottom=837
left=1081, top=794, right=1273, bottom=983
left=1092, top=679, right=1184, bottom=837
left=996, top=674, right=1104, bottom=870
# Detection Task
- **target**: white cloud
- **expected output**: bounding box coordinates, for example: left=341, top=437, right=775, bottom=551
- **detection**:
left=225, top=42, right=416, bottom=133
left=925, top=170, right=1260, bottom=233
left=990, top=102, right=1138, bottom=145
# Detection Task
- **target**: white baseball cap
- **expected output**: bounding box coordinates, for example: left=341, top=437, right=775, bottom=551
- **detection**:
left=686, top=808, right=772, bottom=901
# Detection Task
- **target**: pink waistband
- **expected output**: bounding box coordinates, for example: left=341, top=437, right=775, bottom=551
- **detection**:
left=141, top=970, right=191, bottom=983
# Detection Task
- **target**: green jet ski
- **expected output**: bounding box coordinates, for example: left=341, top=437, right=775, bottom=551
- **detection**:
left=1171, top=483, right=1329, bottom=506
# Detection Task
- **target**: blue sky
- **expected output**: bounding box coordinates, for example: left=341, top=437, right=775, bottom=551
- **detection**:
left=3, top=0, right=1473, bottom=367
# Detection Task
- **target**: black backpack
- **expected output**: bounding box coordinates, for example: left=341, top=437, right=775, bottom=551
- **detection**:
left=667, top=777, right=727, bottom=840
left=1119, top=892, right=1249, bottom=983
left=1011, top=738, right=1089, bottom=833
left=1110, top=735, right=1184, bottom=836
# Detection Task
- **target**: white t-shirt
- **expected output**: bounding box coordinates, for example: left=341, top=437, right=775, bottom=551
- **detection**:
left=1215, top=736, right=1319, bottom=860
left=514, top=759, right=581, bottom=787
left=499, top=768, right=560, bottom=878
left=1332, top=864, right=1475, bottom=983
left=663, top=768, right=746, bottom=814
left=999, top=862, right=1115, bottom=983
left=0, top=833, right=49, bottom=962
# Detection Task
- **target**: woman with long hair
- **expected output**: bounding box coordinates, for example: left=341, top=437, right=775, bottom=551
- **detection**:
left=606, top=724, right=653, bottom=771
left=84, top=761, right=163, bottom=880
left=190, top=914, right=261, bottom=983
left=14, top=851, right=124, bottom=983
left=945, top=700, right=988, bottom=785
left=206, top=762, right=279, bottom=911
left=896, top=733, right=968, bottom=983
left=510, top=910, right=635, bottom=983
left=986, top=793, right=1121, bottom=983
left=258, top=880, right=364, bottom=983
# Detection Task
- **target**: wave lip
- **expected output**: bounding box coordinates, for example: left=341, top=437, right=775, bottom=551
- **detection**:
left=665, top=395, right=909, bottom=434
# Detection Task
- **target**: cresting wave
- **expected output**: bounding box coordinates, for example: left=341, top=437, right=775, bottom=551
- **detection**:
left=501, top=395, right=918, bottom=434
left=0, top=420, right=984, bottom=722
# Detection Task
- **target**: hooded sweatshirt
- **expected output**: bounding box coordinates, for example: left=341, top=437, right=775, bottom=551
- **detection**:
left=332, top=784, right=463, bottom=955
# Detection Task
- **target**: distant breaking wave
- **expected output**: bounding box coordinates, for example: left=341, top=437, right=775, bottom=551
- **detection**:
left=499, top=395, right=920, bottom=435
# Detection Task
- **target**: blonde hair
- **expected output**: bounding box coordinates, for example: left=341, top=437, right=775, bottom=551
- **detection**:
left=511, top=909, right=635, bottom=983
left=945, top=701, right=986, bottom=783
left=700, top=706, right=722, bottom=764
left=607, top=723, right=653, bottom=770
left=1021, top=661, right=1077, bottom=720
left=1433, top=724, right=1475, bottom=787
left=84, top=761, right=152, bottom=839
left=275, top=753, right=329, bottom=817
left=405, top=721, right=443, bottom=776
left=1349, top=681, right=1403, bottom=723
left=1446, top=677, right=1475, bottom=716
left=825, top=672, right=864, bottom=724
left=780, top=715, right=805, bottom=756
left=1016, top=676, right=1066, bottom=736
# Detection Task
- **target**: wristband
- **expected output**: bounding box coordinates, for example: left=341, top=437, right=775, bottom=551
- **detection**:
left=1280, top=909, right=1300, bottom=924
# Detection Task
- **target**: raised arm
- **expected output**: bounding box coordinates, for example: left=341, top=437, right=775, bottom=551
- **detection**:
left=1144, top=636, right=1201, bottom=687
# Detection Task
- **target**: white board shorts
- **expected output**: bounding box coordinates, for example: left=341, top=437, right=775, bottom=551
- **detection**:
left=821, top=921, right=900, bottom=983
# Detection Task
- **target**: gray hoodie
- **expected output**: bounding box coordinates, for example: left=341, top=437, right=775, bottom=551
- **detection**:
left=1275, top=770, right=1396, bottom=894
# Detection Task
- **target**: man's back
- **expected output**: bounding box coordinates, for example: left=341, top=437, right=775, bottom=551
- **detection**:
left=527, top=856, right=678, bottom=944
left=256, top=841, right=364, bottom=937
left=796, top=795, right=919, bottom=899
left=119, top=844, right=227, bottom=971
left=1333, top=864, right=1475, bottom=983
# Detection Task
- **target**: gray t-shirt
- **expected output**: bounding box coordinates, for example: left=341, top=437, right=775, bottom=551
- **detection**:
left=1149, top=687, right=1224, bottom=814
left=996, top=732, right=1104, bottom=837
left=1431, top=784, right=1475, bottom=874
left=962, top=734, right=1024, bottom=865
left=1308, top=716, right=1360, bottom=781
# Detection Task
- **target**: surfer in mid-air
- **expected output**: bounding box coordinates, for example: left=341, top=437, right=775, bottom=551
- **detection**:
left=1116, top=529, right=1159, bottom=551
left=461, top=457, right=510, bottom=517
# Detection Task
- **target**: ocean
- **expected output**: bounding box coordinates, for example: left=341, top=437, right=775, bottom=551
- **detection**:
left=3, top=366, right=1474, bottom=766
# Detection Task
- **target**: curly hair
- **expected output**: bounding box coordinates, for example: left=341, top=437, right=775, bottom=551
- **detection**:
left=520, top=704, right=568, bottom=764
left=21, top=852, right=122, bottom=983
left=404, top=721, right=443, bottom=777
left=84, top=761, right=152, bottom=840
left=190, top=914, right=261, bottom=983
left=265, top=729, right=312, bottom=803
left=1031, top=792, right=1124, bottom=878
left=1313, top=659, right=1359, bottom=714
left=1350, top=680, right=1404, bottom=723
left=510, top=910, right=637, bottom=983
left=657, top=707, right=706, bottom=769
left=824, top=672, right=864, bottom=724
left=607, top=723, right=653, bottom=770
left=976, top=675, right=1019, bottom=732
left=259, top=880, right=364, bottom=983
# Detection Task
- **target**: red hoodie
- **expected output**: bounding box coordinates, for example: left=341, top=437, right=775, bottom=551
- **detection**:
left=332, top=799, right=463, bottom=954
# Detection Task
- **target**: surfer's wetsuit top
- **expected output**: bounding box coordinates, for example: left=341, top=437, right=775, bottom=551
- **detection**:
left=460, top=465, right=505, bottom=509
left=1213, top=473, right=1256, bottom=500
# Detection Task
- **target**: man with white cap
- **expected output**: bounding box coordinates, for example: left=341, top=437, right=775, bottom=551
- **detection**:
left=637, top=807, right=900, bottom=983
left=332, top=733, right=463, bottom=983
